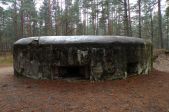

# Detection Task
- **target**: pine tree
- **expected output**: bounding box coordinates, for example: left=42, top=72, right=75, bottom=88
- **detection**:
left=40, top=0, right=52, bottom=36
left=123, top=0, right=129, bottom=36
left=158, top=0, right=163, bottom=48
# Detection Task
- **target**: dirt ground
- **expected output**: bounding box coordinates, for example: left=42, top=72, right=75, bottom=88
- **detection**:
left=0, top=50, right=169, bottom=112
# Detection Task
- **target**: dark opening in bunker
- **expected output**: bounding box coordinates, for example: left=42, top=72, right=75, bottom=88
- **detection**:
left=58, top=66, right=88, bottom=79
left=127, top=62, right=138, bottom=75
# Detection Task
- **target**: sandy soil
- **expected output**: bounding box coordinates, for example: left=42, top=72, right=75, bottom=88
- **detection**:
left=0, top=67, right=169, bottom=112
left=153, top=49, right=169, bottom=72
left=0, top=50, right=169, bottom=112
left=0, top=67, right=13, bottom=75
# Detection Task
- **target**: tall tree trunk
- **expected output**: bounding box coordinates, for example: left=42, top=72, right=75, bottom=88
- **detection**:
left=48, top=0, right=52, bottom=35
left=107, top=0, right=112, bottom=35
left=96, top=0, right=99, bottom=35
left=127, top=0, right=132, bottom=36
left=158, top=0, right=163, bottom=48
left=63, top=0, right=68, bottom=35
left=124, top=0, right=129, bottom=36
left=86, top=8, right=88, bottom=34
left=138, top=0, right=141, bottom=38
left=60, top=0, right=63, bottom=35
left=13, top=0, right=18, bottom=40
left=92, top=0, right=96, bottom=35
left=150, top=11, right=154, bottom=44
left=114, top=9, right=118, bottom=35
left=2, top=11, right=5, bottom=56
left=167, top=17, right=169, bottom=49
left=111, top=10, right=114, bottom=34
left=55, top=17, right=57, bottom=35
left=53, top=0, right=57, bottom=35
left=27, top=13, right=31, bottom=37
left=108, top=19, right=112, bottom=35
left=20, top=0, right=24, bottom=37
left=117, top=10, right=121, bottom=35
left=32, top=20, right=37, bottom=36
left=83, top=5, right=86, bottom=35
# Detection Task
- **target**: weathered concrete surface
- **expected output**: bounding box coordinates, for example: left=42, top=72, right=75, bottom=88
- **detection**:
left=13, top=36, right=153, bottom=80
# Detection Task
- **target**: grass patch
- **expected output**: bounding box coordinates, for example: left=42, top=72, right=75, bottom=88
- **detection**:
left=0, top=53, right=13, bottom=67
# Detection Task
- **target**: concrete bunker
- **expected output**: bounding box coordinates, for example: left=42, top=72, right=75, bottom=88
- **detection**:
left=13, top=36, right=152, bottom=80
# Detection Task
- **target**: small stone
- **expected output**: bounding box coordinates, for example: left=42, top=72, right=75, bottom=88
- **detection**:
left=25, top=85, right=31, bottom=88
left=1, top=84, right=8, bottom=87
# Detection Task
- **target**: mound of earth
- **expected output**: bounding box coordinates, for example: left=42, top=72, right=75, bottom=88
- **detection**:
left=153, top=49, right=169, bottom=72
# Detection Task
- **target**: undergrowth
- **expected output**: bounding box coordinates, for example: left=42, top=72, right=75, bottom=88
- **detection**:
left=0, top=53, right=13, bottom=66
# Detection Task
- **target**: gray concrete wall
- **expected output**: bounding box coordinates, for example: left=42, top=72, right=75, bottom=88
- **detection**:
left=13, top=39, right=152, bottom=80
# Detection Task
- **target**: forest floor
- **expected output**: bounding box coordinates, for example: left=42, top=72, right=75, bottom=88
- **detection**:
left=0, top=50, right=169, bottom=112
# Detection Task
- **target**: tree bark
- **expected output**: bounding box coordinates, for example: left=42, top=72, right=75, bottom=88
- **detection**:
left=83, top=3, right=86, bottom=35
left=158, top=0, right=163, bottom=48
left=96, top=0, right=99, bottom=35
left=138, top=0, right=141, bottom=38
left=13, top=0, right=18, bottom=40
left=150, top=11, right=154, bottom=44
left=127, top=0, right=132, bottom=36
left=107, top=0, right=112, bottom=35
left=48, top=0, right=52, bottom=35
left=27, top=12, right=31, bottom=37
left=124, top=0, right=129, bottom=36
left=167, top=16, right=169, bottom=49
left=20, top=0, right=24, bottom=38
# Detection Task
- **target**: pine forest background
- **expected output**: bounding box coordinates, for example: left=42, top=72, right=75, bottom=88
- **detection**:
left=0, top=0, right=169, bottom=53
